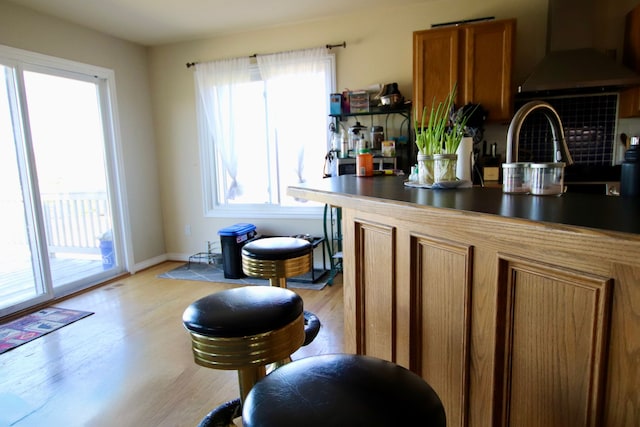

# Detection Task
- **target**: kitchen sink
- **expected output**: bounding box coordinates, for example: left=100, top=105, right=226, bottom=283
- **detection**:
left=563, top=164, right=621, bottom=195
left=564, top=181, right=619, bottom=195
left=563, top=164, right=621, bottom=182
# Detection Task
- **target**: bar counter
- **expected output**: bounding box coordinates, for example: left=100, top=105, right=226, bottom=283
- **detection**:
left=287, top=174, right=640, bottom=427
left=288, top=175, right=640, bottom=236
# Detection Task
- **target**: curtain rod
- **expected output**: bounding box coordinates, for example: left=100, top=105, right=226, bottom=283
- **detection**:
left=186, top=41, right=346, bottom=69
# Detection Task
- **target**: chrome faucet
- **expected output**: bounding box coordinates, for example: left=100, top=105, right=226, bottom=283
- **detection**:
left=506, top=100, right=574, bottom=165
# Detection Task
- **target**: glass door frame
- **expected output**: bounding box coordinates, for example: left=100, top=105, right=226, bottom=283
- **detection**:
left=0, top=44, right=132, bottom=317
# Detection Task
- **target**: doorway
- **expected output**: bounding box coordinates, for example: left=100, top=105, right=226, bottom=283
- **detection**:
left=0, top=48, right=126, bottom=317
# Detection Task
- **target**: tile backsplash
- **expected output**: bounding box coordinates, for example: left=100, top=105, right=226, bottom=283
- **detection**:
left=514, top=93, right=618, bottom=166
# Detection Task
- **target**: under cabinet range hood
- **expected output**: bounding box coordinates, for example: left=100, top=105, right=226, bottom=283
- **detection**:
left=518, top=0, right=640, bottom=93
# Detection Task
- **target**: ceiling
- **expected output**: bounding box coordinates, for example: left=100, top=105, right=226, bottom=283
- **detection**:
left=8, top=0, right=434, bottom=46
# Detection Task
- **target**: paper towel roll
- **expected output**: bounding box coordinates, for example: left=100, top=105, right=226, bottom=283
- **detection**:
left=455, top=137, right=474, bottom=182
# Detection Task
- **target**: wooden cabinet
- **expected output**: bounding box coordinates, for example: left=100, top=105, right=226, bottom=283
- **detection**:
left=619, top=4, right=640, bottom=118
left=494, top=257, right=613, bottom=426
left=413, top=19, right=516, bottom=123
left=619, top=87, right=640, bottom=118
left=339, top=204, right=639, bottom=427
left=287, top=177, right=640, bottom=427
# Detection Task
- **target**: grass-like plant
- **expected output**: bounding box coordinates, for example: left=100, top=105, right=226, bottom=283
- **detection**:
left=414, top=86, right=455, bottom=155
left=444, top=100, right=476, bottom=154
left=414, top=83, right=475, bottom=155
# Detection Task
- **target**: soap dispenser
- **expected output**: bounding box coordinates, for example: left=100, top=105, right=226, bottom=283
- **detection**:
left=620, top=136, right=640, bottom=197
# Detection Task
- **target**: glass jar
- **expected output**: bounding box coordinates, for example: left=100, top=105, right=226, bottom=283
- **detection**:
left=417, top=153, right=434, bottom=185
left=348, top=122, right=367, bottom=151
left=530, top=162, right=565, bottom=195
left=433, top=154, right=458, bottom=183
left=502, top=162, right=531, bottom=194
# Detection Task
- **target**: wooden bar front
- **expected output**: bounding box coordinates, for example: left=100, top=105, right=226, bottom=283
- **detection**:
left=288, top=176, right=640, bottom=427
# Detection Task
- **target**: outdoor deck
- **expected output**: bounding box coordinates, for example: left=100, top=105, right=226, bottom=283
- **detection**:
left=0, top=257, right=106, bottom=310
left=1, top=191, right=112, bottom=312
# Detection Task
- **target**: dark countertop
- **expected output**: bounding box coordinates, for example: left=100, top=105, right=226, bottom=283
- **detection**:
left=289, top=175, right=640, bottom=236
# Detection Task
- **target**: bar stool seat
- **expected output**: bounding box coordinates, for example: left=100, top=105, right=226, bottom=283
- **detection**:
left=196, top=398, right=241, bottom=427
left=242, top=236, right=320, bottom=346
left=182, top=286, right=305, bottom=404
left=241, top=237, right=313, bottom=288
left=242, top=353, right=447, bottom=427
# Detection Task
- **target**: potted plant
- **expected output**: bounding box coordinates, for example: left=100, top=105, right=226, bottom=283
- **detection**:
left=413, top=93, right=446, bottom=185
left=414, top=85, right=456, bottom=157
left=414, top=84, right=474, bottom=184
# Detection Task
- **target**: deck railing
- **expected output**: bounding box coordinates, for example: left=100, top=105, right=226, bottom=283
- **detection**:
left=41, top=192, right=111, bottom=255
left=1, top=192, right=111, bottom=257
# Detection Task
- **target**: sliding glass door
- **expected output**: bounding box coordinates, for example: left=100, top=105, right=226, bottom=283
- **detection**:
left=0, top=49, right=124, bottom=316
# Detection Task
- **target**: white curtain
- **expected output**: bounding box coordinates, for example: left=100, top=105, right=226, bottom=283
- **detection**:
left=195, top=47, right=331, bottom=205
left=257, top=47, right=330, bottom=188
left=194, top=57, right=252, bottom=200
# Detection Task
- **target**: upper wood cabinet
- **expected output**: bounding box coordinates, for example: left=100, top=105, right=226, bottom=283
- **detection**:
left=619, top=4, right=640, bottom=118
left=413, top=18, right=516, bottom=123
left=619, top=87, right=640, bottom=118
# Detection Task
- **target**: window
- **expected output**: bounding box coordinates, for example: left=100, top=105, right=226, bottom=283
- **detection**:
left=194, top=47, right=335, bottom=218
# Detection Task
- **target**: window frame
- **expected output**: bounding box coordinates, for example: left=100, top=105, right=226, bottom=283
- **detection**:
left=198, top=54, right=336, bottom=219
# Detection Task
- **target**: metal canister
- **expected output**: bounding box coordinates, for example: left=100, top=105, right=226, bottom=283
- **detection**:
left=370, top=126, right=384, bottom=150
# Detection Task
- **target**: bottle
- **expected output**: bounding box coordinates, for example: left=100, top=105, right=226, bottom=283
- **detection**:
left=356, top=141, right=373, bottom=177
left=409, top=165, right=418, bottom=182
left=370, top=126, right=384, bottom=150
left=340, top=139, right=349, bottom=158
left=331, top=131, right=339, bottom=151
left=620, top=136, right=640, bottom=198
left=340, top=129, right=348, bottom=158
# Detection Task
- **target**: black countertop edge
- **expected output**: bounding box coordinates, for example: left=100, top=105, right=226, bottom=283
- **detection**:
left=292, top=175, right=640, bottom=236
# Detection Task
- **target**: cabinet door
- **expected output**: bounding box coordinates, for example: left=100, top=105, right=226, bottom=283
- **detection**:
left=413, top=19, right=515, bottom=124
left=346, top=218, right=397, bottom=361
left=410, top=233, right=473, bottom=427
left=413, top=26, right=461, bottom=123
left=619, top=87, right=640, bottom=118
left=619, top=5, right=640, bottom=118
left=494, top=255, right=613, bottom=427
left=462, top=19, right=515, bottom=122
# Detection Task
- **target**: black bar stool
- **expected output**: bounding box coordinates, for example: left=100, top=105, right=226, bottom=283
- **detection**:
left=182, top=286, right=305, bottom=404
left=242, top=353, right=447, bottom=427
left=241, top=236, right=313, bottom=288
left=241, top=236, right=321, bottom=345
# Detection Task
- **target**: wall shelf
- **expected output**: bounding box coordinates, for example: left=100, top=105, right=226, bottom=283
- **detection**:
left=330, top=103, right=412, bottom=121
left=330, top=102, right=414, bottom=172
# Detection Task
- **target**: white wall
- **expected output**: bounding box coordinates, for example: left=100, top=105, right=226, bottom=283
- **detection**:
left=148, top=0, right=550, bottom=260
left=0, top=0, right=166, bottom=270
left=2, top=0, right=636, bottom=265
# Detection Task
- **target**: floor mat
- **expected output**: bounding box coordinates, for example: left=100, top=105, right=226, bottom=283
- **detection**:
left=158, top=262, right=328, bottom=291
left=0, top=307, right=94, bottom=355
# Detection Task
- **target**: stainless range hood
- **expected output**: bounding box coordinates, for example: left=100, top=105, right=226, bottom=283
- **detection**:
left=518, top=0, right=640, bottom=93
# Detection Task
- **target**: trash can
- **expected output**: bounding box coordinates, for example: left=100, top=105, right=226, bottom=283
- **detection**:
left=218, top=223, right=257, bottom=279
left=98, top=230, right=114, bottom=270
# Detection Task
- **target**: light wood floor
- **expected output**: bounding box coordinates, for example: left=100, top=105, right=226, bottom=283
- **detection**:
left=0, top=261, right=344, bottom=427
